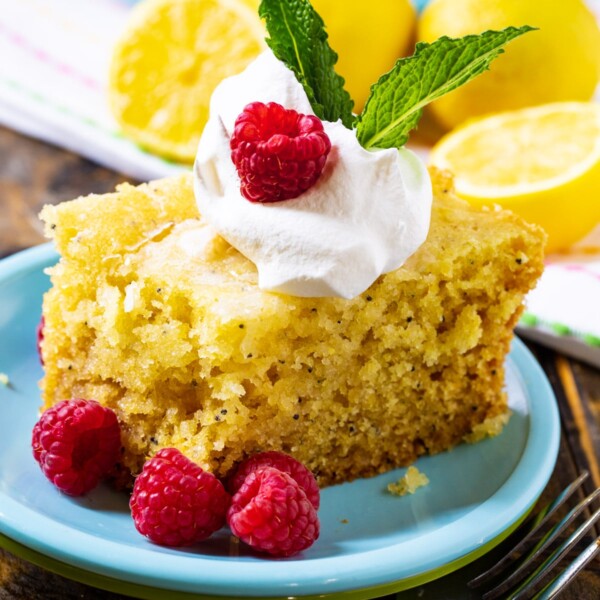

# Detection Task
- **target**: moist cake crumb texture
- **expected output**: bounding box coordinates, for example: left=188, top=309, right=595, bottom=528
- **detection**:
left=39, top=168, right=545, bottom=486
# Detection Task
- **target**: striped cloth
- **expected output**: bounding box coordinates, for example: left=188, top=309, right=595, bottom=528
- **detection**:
left=0, top=0, right=599, bottom=366
left=0, top=0, right=185, bottom=180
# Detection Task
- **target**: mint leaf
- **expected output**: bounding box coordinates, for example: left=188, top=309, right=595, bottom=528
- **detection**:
left=259, top=0, right=354, bottom=127
left=356, top=27, right=535, bottom=149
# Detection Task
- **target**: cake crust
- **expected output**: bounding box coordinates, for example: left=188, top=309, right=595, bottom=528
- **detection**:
left=39, top=168, right=545, bottom=486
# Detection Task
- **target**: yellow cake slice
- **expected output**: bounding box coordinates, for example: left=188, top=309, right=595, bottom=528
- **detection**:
left=38, top=168, right=545, bottom=486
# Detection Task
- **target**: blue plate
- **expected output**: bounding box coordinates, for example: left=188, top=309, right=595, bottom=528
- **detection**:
left=0, top=243, right=560, bottom=599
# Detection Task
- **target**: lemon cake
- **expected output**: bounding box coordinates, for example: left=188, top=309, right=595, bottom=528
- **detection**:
left=39, top=168, right=545, bottom=486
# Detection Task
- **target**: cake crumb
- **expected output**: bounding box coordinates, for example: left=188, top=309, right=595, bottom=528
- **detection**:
left=387, top=466, right=429, bottom=496
left=124, top=281, right=141, bottom=313
left=0, top=373, right=9, bottom=386
left=463, top=411, right=511, bottom=443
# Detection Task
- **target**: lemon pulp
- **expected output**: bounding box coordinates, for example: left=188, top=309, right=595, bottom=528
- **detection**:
left=430, top=103, right=600, bottom=252
left=109, top=0, right=265, bottom=163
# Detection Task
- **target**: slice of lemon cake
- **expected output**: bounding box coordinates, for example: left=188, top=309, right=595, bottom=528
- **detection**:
left=39, top=168, right=545, bottom=486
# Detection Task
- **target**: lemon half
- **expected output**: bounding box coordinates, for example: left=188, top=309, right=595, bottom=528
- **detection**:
left=109, top=0, right=265, bottom=163
left=430, top=102, right=600, bottom=253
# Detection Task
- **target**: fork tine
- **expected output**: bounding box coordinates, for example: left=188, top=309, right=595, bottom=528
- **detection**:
left=478, top=486, right=600, bottom=598
left=533, top=535, right=600, bottom=600
left=487, top=504, right=600, bottom=600
left=468, top=471, right=589, bottom=589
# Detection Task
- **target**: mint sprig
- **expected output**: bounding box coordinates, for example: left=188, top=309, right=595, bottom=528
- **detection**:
left=258, top=1, right=533, bottom=150
left=356, top=27, right=535, bottom=149
left=259, top=0, right=354, bottom=128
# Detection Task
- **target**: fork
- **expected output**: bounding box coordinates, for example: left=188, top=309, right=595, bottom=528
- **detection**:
left=468, top=471, right=600, bottom=600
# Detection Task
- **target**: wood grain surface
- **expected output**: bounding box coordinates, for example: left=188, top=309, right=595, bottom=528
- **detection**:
left=0, top=125, right=598, bottom=600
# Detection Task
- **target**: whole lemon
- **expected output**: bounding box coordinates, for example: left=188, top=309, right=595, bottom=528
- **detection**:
left=243, top=0, right=416, bottom=112
left=418, top=0, right=600, bottom=131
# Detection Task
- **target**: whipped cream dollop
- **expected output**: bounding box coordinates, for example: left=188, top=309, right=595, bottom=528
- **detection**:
left=194, top=51, right=432, bottom=299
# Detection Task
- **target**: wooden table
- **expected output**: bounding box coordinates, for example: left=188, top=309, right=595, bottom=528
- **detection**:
left=1, top=125, right=599, bottom=599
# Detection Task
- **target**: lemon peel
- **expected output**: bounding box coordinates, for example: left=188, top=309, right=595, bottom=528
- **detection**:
left=242, top=0, right=416, bottom=112
left=418, top=0, right=600, bottom=131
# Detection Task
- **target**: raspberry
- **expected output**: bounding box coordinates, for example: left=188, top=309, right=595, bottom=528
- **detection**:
left=227, top=451, right=320, bottom=510
left=230, top=101, right=331, bottom=203
left=227, top=467, right=319, bottom=557
left=36, top=316, right=44, bottom=365
left=130, top=448, right=230, bottom=547
left=31, top=399, right=121, bottom=496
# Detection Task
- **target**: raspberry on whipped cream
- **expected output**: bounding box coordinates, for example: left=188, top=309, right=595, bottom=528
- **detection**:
left=230, top=101, right=331, bottom=202
left=194, top=50, right=432, bottom=299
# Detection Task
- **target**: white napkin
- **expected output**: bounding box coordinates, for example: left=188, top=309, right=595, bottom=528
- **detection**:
left=0, top=0, right=186, bottom=181
left=517, top=229, right=600, bottom=368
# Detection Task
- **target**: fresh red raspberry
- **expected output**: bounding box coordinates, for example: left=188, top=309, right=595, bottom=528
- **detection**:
left=130, top=448, right=230, bottom=547
left=36, top=316, right=44, bottom=364
left=227, top=467, right=319, bottom=557
left=227, top=451, right=320, bottom=510
left=230, top=101, right=331, bottom=203
left=31, top=399, right=121, bottom=496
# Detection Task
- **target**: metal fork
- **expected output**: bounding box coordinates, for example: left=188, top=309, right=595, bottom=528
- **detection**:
left=468, top=471, right=600, bottom=600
